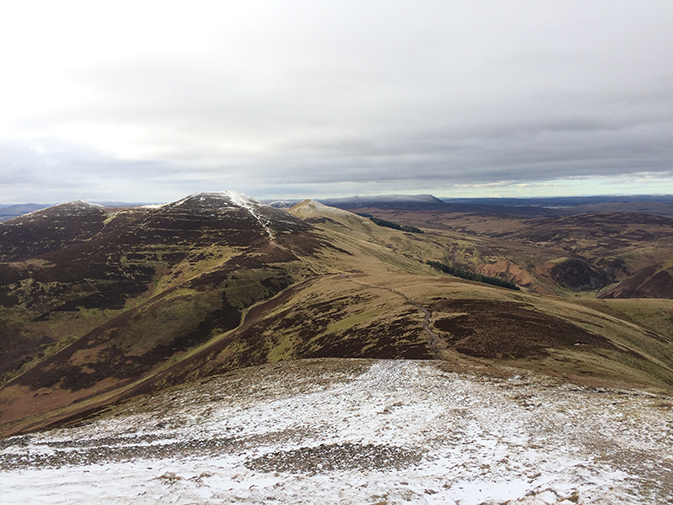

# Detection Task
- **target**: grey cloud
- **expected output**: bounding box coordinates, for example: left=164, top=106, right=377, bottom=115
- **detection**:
left=1, top=1, right=672, bottom=203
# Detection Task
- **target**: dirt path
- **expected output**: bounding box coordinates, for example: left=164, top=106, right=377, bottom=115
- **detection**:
left=342, top=275, right=442, bottom=358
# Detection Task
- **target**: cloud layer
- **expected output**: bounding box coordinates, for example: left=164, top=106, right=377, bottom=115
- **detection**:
left=1, top=1, right=671, bottom=202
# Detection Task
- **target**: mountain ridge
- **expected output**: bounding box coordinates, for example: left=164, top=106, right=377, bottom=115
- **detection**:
left=1, top=192, right=673, bottom=438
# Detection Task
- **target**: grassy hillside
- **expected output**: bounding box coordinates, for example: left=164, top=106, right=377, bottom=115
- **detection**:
left=1, top=197, right=672, bottom=437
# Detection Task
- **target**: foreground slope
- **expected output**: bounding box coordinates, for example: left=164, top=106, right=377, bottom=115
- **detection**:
left=2, top=359, right=672, bottom=504
left=1, top=195, right=673, bottom=437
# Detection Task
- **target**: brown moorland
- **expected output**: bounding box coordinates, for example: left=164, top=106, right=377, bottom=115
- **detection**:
left=1, top=194, right=672, bottom=437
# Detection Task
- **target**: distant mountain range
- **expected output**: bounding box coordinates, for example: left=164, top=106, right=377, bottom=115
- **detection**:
left=267, top=194, right=673, bottom=218
left=4, top=194, right=673, bottom=221
left=0, top=203, right=49, bottom=222
left=441, top=194, right=673, bottom=206
left=318, top=194, right=448, bottom=210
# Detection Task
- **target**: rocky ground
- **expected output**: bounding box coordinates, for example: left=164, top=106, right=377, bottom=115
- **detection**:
left=1, top=358, right=672, bottom=504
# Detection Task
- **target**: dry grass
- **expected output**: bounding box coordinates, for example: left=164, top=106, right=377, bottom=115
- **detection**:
left=2, top=202, right=673, bottom=438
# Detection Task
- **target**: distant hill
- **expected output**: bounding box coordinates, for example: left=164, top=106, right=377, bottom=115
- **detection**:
left=441, top=195, right=673, bottom=217
left=0, top=201, right=158, bottom=222
left=319, top=194, right=448, bottom=211
left=317, top=194, right=673, bottom=218
left=441, top=194, right=673, bottom=207
left=599, top=263, right=673, bottom=299
left=0, top=204, right=49, bottom=222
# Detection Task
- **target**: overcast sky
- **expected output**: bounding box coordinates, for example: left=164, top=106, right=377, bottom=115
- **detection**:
left=1, top=0, right=671, bottom=204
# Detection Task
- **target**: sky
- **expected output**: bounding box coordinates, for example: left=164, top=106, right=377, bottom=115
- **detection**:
left=1, top=0, right=672, bottom=204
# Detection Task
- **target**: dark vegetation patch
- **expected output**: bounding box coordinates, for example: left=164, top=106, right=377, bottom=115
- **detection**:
left=427, top=260, right=520, bottom=290
left=248, top=300, right=431, bottom=365
left=304, top=216, right=338, bottom=225
left=50, top=281, right=150, bottom=312
left=356, top=213, right=424, bottom=233
left=137, top=211, right=264, bottom=247
left=503, top=213, right=673, bottom=248
left=0, top=204, right=108, bottom=262
left=279, top=230, right=352, bottom=257
left=553, top=212, right=673, bottom=227
left=431, top=299, right=613, bottom=359
left=303, top=313, right=433, bottom=360
left=276, top=296, right=363, bottom=343
left=0, top=281, right=20, bottom=307
left=548, top=258, right=611, bottom=291
left=0, top=253, right=157, bottom=319
left=0, top=328, right=51, bottom=378
left=0, top=264, right=22, bottom=287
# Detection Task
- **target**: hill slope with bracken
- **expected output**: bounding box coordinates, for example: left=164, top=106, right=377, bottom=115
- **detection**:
left=0, top=193, right=673, bottom=437
left=599, top=262, right=673, bottom=299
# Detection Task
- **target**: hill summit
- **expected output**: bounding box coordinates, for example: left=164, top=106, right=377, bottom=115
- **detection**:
left=319, top=194, right=447, bottom=210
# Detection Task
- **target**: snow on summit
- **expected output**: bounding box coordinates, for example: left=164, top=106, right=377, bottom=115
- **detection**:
left=171, top=191, right=256, bottom=208
left=154, top=191, right=307, bottom=240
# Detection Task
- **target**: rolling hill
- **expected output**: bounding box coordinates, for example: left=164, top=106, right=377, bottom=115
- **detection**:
left=1, top=192, right=672, bottom=438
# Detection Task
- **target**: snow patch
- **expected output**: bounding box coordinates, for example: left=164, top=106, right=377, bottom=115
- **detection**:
left=225, top=191, right=275, bottom=242
left=1, top=360, right=671, bottom=504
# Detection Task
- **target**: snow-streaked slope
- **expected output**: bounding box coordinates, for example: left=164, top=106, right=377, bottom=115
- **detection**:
left=158, top=191, right=308, bottom=237
left=1, top=359, right=672, bottom=504
left=226, top=191, right=275, bottom=241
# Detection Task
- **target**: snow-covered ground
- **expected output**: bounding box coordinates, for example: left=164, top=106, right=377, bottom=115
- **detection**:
left=226, top=191, right=275, bottom=242
left=2, top=359, right=672, bottom=504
